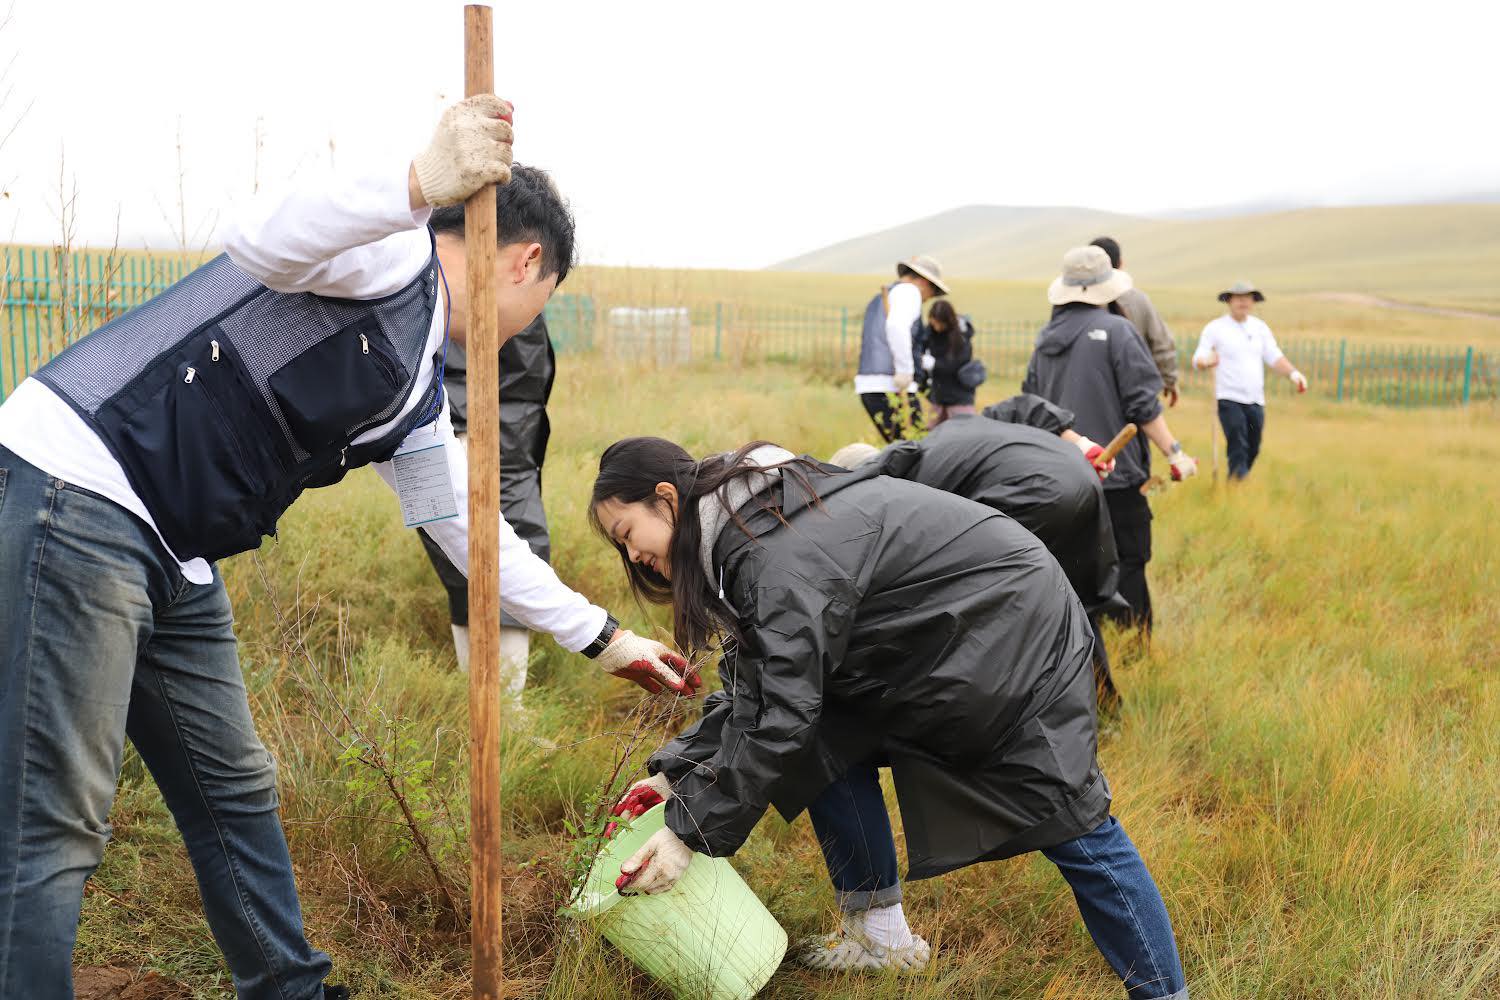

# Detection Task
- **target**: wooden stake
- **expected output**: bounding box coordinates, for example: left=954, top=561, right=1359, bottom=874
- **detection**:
left=463, top=5, right=503, bottom=998
left=1097, top=423, right=1139, bottom=465
left=1210, top=403, right=1219, bottom=485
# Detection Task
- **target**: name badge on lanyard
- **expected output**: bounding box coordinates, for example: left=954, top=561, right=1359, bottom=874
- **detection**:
left=391, top=254, right=459, bottom=530
left=391, top=422, right=459, bottom=528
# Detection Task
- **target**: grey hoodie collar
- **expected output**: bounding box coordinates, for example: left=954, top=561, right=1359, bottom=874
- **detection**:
left=696, top=445, right=795, bottom=591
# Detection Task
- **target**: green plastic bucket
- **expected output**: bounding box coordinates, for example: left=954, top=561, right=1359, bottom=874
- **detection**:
left=564, top=803, right=787, bottom=999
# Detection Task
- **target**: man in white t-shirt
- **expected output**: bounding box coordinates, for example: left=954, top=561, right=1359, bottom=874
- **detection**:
left=1192, top=281, right=1308, bottom=479
left=853, top=255, right=949, bottom=442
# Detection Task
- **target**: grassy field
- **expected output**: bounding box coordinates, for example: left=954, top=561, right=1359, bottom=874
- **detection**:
left=70, top=358, right=1500, bottom=999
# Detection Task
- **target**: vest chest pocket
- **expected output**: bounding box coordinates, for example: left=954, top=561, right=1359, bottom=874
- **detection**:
left=99, top=328, right=276, bottom=561
left=269, top=317, right=409, bottom=452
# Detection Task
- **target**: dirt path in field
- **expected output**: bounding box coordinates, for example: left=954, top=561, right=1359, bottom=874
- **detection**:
left=1315, top=292, right=1500, bottom=322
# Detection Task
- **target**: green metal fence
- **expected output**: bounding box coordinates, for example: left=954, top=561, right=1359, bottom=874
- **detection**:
left=3, top=245, right=1495, bottom=407
left=0, top=245, right=595, bottom=399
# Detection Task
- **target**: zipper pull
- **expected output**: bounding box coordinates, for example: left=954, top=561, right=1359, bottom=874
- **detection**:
left=184, top=366, right=196, bottom=384
left=211, top=340, right=220, bottom=361
left=339, top=446, right=348, bottom=467
left=359, top=333, right=370, bottom=355
left=717, top=565, right=725, bottom=601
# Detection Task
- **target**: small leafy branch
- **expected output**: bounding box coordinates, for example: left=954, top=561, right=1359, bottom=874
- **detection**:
left=557, top=643, right=713, bottom=907
left=252, top=554, right=468, bottom=925
left=888, top=389, right=929, bottom=442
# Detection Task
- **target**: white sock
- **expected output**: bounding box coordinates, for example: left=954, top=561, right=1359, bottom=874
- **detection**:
left=859, top=903, right=914, bottom=950
left=451, top=624, right=470, bottom=673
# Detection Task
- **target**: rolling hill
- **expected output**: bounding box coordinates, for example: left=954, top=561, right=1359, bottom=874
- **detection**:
left=772, top=202, right=1500, bottom=312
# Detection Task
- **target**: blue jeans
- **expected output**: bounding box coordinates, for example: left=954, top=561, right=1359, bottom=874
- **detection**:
left=808, top=763, right=1187, bottom=1000
left=0, top=448, right=331, bottom=1000
left=806, top=760, right=903, bottom=912
left=1217, top=400, right=1265, bottom=479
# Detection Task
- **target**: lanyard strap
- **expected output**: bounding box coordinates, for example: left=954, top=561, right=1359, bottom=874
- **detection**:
left=417, top=255, right=453, bottom=428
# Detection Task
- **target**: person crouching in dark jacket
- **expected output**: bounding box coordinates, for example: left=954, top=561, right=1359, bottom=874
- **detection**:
left=913, top=299, right=977, bottom=426
left=829, top=409, right=1129, bottom=706
left=1024, top=246, right=1199, bottom=632
left=588, top=438, right=1187, bottom=997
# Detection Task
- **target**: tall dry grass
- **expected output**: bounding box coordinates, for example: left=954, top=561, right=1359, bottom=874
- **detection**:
left=72, top=360, right=1500, bottom=999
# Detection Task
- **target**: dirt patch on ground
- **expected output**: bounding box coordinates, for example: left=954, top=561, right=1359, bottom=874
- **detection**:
left=74, top=967, right=191, bottom=1000
left=1314, top=291, right=1500, bottom=322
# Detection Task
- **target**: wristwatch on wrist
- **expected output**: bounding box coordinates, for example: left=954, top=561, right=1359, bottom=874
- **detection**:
left=582, top=613, right=620, bottom=659
left=1169, top=441, right=1183, bottom=456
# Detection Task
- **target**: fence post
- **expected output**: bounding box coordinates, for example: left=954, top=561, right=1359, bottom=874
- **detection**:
left=1462, top=346, right=1474, bottom=405
left=1335, top=339, right=1346, bottom=402
left=840, top=306, right=848, bottom=364
left=714, top=302, right=722, bottom=360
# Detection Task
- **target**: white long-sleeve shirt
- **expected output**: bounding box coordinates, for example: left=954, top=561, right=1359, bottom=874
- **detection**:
left=0, top=159, right=607, bottom=652
left=1192, top=314, right=1285, bottom=406
left=853, top=280, right=920, bottom=395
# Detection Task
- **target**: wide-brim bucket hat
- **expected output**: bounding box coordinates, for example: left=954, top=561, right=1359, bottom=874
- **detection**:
left=1047, top=245, right=1133, bottom=306
left=896, top=255, right=951, bottom=296
left=1218, top=280, right=1265, bottom=302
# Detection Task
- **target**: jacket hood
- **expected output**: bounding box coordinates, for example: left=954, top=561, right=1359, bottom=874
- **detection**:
left=709, top=454, right=887, bottom=572
left=870, top=440, right=923, bottom=480
left=696, top=445, right=795, bottom=585
left=1035, top=303, right=1106, bottom=357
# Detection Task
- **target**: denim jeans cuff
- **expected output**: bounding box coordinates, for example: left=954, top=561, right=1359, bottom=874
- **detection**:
left=835, top=884, right=903, bottom=913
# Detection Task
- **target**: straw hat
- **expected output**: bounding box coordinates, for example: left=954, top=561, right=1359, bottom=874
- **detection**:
left=896, top=255, right=950, bottom=296
left=1217, top=280, right=1265, bottom=302
left=1047, top=246, right=1133, bottom=306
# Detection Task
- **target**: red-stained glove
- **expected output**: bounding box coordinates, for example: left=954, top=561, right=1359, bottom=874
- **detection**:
left=596, top=629, right=703, bottom=696
left=1083, top=444, right=1116, bottom=480
left=1073, top=436, right=1115, bottom=479
left=604, top=774, right=673, bottom=839
left=1169, top=451, right=1198, bottom=481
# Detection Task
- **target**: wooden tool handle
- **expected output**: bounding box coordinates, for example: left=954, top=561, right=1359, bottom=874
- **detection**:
left=463, top=6, right=504, bottom=1000
left=1098, top=423, right=1138, bottom=464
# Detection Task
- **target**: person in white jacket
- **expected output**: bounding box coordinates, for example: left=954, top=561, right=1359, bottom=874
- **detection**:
left=853, top=255, right=949, bottom=442
left=0, top=97, right=694, bottom=1000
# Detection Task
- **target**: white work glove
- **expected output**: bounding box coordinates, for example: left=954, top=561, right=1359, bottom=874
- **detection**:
left=616, top=826, right=694, bottom=895
left=596, top=629, right=701, bottom=696
left=921, top=352, right=936, bottom=372
left=1169, top=449, right=1198, bottom=481
left=412, top=95, right=515, bottom=207
left=1288, top=370, right=1308, bottom=394
left=892, top=372, right=914, bottom=394
left=1071, top=435, right=1115, bottom=479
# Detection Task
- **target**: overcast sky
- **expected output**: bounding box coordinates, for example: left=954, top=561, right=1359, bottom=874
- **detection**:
left=3, top=0, right=1497, bottom=269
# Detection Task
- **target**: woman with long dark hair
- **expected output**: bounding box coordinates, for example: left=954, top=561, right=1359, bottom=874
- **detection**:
left=589, top=438, right=1187, bottom=997
left=913, top=298, right=979, bottom=425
